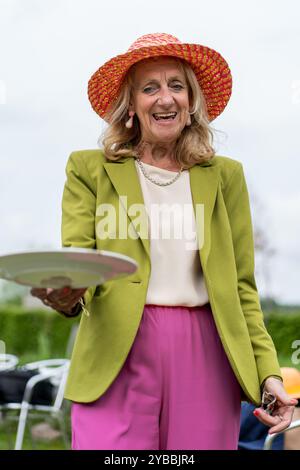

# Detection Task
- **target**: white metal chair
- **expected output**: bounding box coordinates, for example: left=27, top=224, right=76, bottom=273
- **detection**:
left=263, top=419, right=300, bottom=449
left=0, top=354, right=19, bottom=371
left=0, top=358, right=70, bottom=450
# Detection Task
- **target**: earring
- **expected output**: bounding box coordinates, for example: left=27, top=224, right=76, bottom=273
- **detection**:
left=186, top=113, right=192, bottom=126
left=125, top=111, right=135, bottom=129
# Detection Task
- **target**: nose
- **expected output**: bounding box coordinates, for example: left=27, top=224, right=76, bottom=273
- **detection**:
left=157, top=86, right=174, bottom=107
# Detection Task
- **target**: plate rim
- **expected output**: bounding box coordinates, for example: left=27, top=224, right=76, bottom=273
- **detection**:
left=0, top=247, right=138, bottom=269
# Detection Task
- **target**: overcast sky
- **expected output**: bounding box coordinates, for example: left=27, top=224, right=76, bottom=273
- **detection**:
left=0, top=0, right=300, bottom=304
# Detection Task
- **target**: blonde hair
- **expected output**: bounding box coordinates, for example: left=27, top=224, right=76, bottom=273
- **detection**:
left=100, top=57, right=216, bottom=168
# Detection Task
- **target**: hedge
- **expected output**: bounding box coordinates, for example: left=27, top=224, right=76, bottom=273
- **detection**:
left=265, top=310, right=300, bottom=358
left=0, top=305, right=299, bottom=366
left=0, top=305, right=78, bottom=364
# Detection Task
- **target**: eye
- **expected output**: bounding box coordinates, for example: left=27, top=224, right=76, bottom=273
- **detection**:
left=171, top=83, right=184, bottom=91
left=143, top=85, right=157, bottom=94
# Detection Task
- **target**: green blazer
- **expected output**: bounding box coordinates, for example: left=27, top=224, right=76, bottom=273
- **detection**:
left=61, top=149, right=282, bottom=406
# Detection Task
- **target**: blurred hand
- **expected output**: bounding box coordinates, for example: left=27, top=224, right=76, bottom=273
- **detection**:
left=253, top=377, right=298, bottom=435
left=31, top=286, right=87, bottom=315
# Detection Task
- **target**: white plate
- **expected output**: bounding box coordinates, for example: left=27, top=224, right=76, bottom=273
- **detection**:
left=0, top=248, right=138, bottom=289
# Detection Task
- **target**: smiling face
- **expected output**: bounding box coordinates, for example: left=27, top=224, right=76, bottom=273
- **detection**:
left=129, top=57, right=191, bottom=145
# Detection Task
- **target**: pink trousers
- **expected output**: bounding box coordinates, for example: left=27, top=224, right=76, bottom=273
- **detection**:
left=71, top=303, right=242, bottom=450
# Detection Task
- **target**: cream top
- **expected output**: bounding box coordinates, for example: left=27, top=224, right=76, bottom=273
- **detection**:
left=135, top=160, right=209, bottom=306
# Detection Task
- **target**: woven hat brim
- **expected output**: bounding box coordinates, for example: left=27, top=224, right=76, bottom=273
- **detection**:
left=88, top=43, right=232, bottom=122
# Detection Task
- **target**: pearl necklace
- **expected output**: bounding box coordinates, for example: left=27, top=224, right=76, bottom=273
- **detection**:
left=136, top=157, right=183, bottom=187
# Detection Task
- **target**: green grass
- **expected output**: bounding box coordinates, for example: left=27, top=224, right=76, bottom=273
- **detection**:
left=0, top=431, right=68, bottom=450
left=0, top=431, right=69, bottom=450
left=0, top=411, right=71, bottom=450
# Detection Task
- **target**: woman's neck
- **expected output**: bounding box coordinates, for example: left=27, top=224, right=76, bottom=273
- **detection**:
left=136, top=141, right=181, bottom=171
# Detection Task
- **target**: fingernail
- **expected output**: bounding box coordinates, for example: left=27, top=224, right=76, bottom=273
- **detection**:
left=253, top=410, right=259, bottom=416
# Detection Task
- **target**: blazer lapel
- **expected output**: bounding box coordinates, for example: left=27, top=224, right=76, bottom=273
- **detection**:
left=103, top=157, right=220, bottom=268
left=189, top=162, right=220, bottom=269
left=103, top=158, right=151, bottom=259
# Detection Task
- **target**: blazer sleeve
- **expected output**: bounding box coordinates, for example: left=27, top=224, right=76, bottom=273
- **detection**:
left=223, top=162, right=282, bottom=388
left=61, top=151, right=97, bottom=312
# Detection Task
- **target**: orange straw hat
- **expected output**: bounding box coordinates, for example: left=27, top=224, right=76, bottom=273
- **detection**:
left=281, top=367, right=300, bottom=399
left=88, top=33, right=232, bottom=123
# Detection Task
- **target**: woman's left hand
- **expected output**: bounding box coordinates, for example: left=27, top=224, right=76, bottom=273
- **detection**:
left=253, top=377, right=298, bottom=435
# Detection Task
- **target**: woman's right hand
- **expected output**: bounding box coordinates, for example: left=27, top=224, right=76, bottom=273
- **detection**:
left=30, top=286, right=87, bottom=315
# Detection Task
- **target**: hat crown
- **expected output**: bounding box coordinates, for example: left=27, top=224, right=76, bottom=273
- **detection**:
left=127, top=33, right=181, bottom=52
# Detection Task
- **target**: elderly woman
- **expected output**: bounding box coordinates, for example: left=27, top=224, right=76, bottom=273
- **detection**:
left=31, top=33, right=298, bottom=450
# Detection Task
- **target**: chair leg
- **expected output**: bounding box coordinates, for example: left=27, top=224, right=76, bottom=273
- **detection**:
left=15, top=403, right=30, bottom=450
